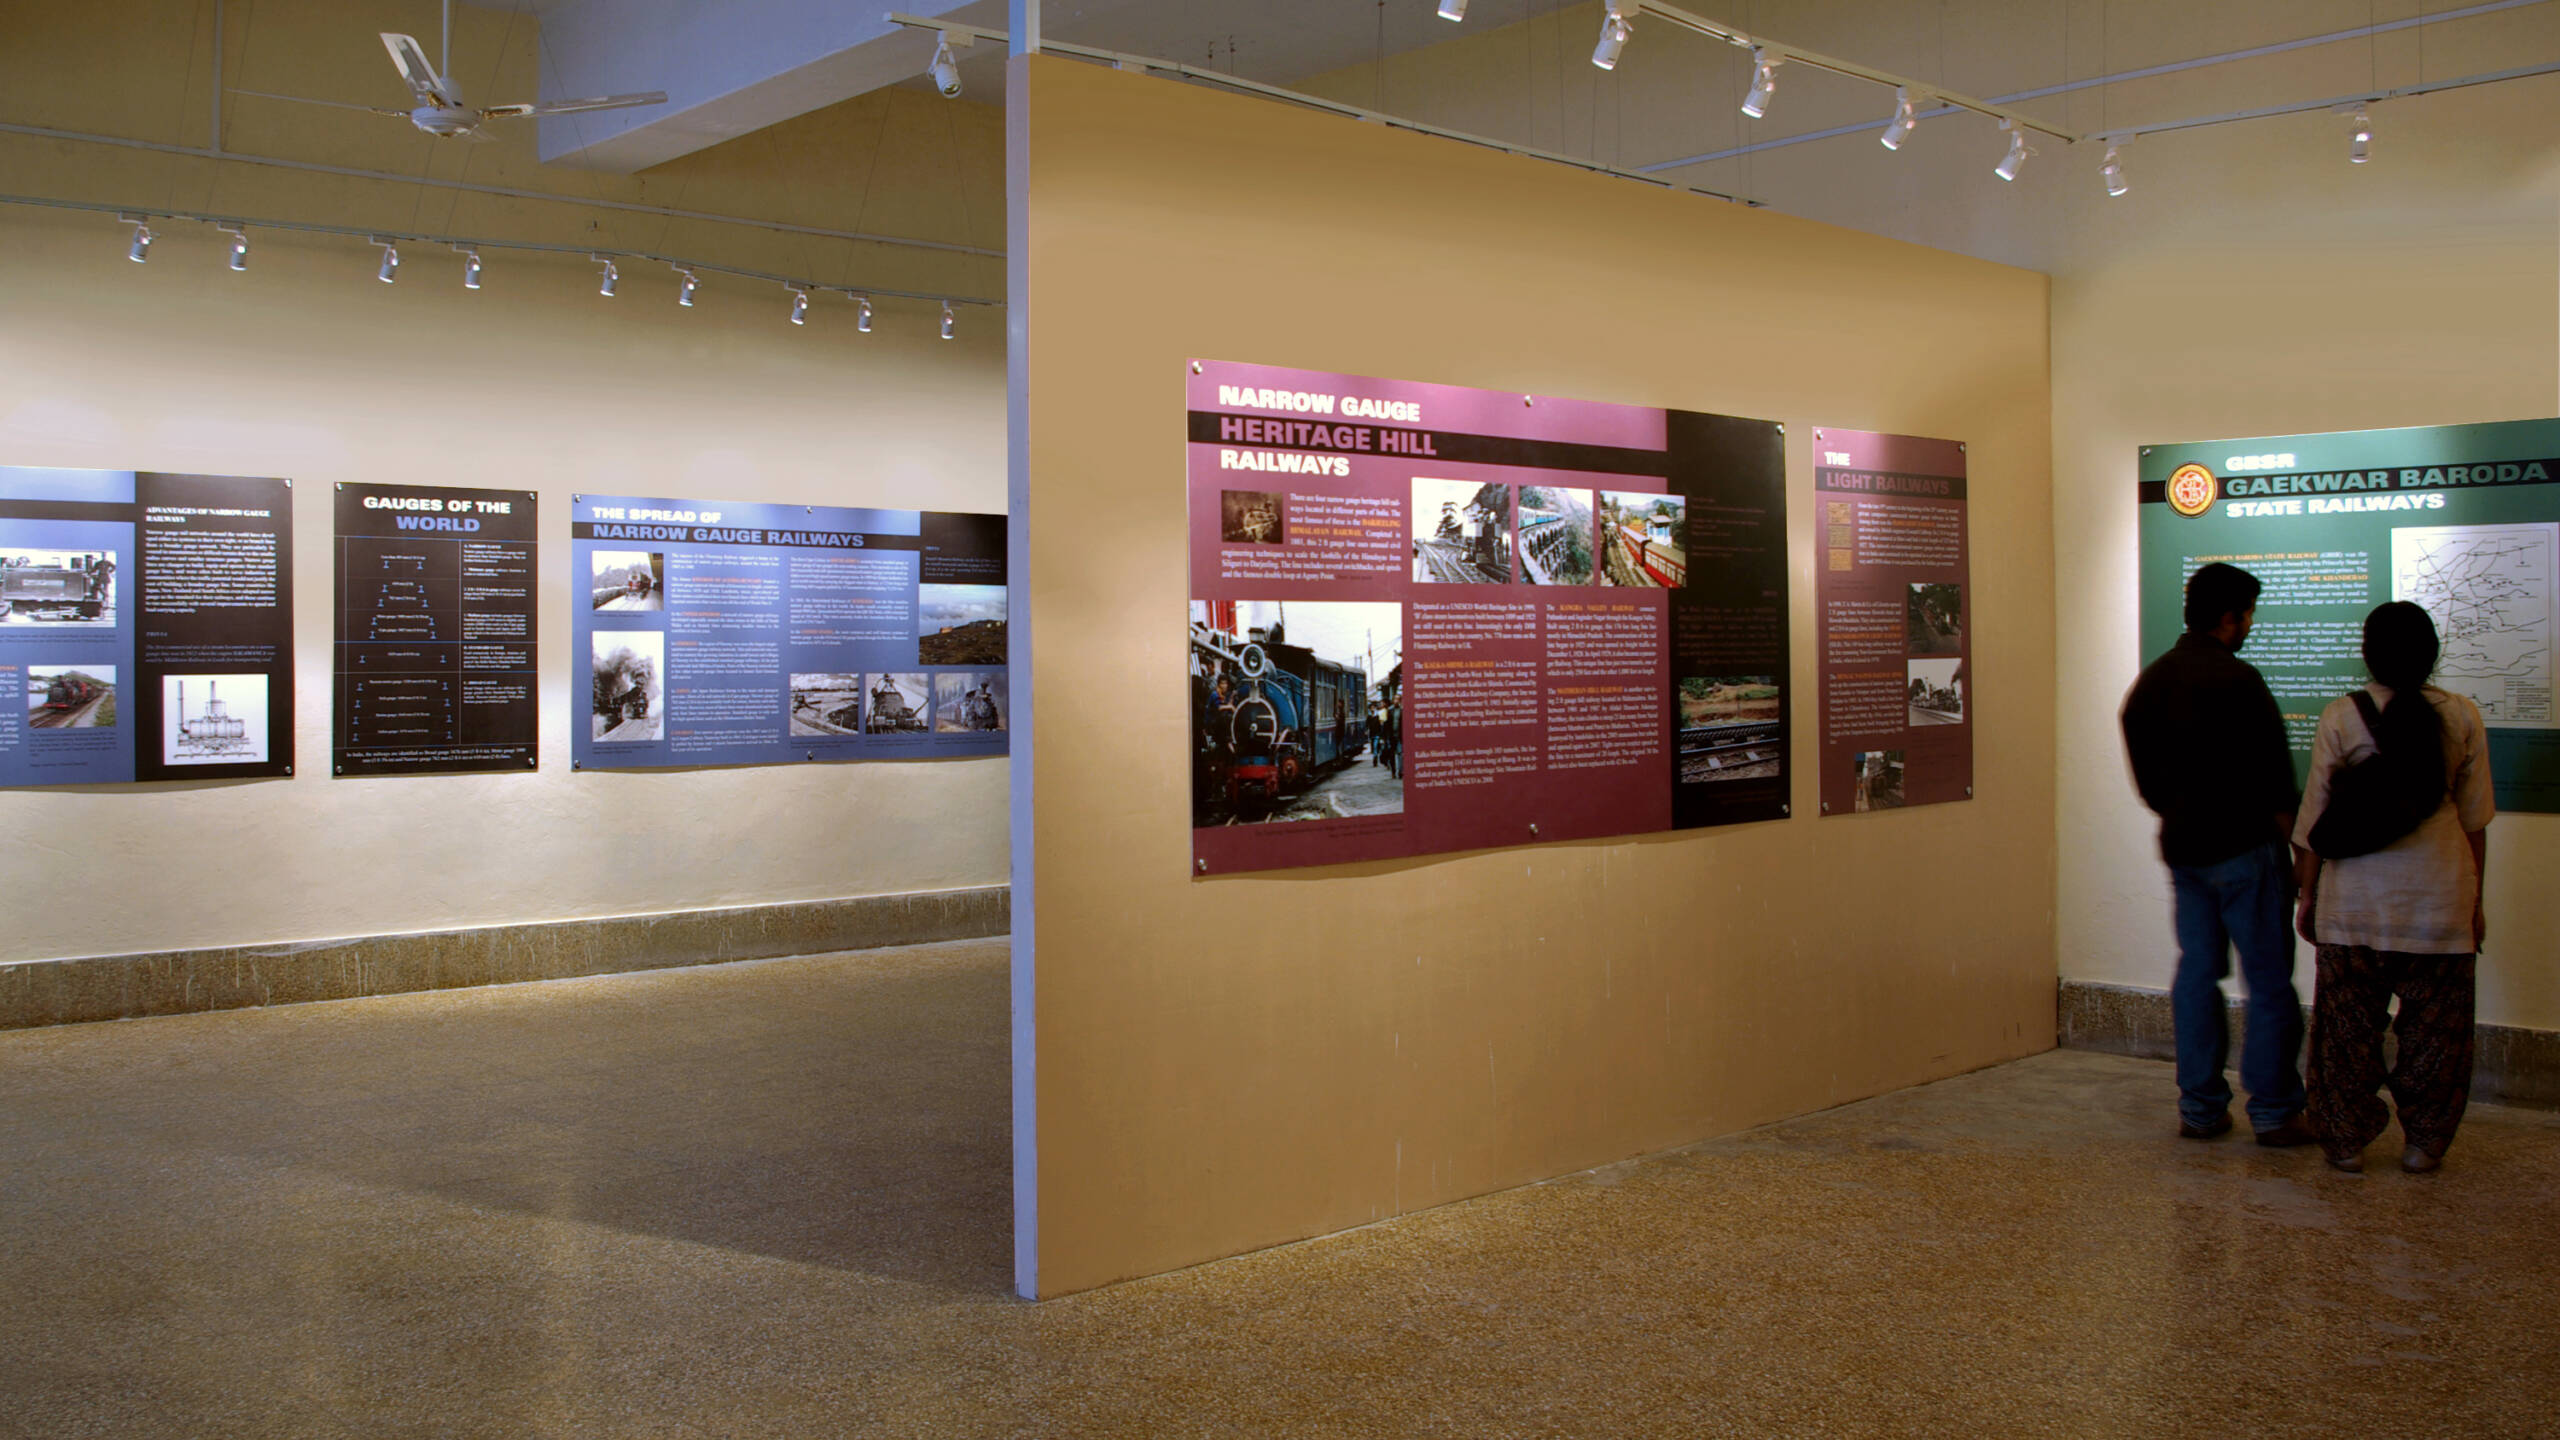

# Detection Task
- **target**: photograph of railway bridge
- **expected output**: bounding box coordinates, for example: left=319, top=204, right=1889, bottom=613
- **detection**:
left=1, top=547, right=117, bottom=626
left=788, top=673, right=863, bottom=737
left=1411, top=479, right=1513, bottom=584
left=1677, top=675, right=1781, bottom=783
left=589, top=551, right=662, bottom=613
left=1908, top=656, right=1966, bottom=726
left=916, top=584, right=1006, bottom=665
left=1191, top=599, right=1401, bottom=827
left=1907, top=582, right=1963, bottom=656
left=25, top=664, right=114, bottom=729
left=1516, top=486, right=1594, bottom=585
left=1600, top=492, right=1687, bottom=588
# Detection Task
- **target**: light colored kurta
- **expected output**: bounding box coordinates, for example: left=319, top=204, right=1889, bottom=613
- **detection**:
left=2294, top=684, right=2495, bottom=954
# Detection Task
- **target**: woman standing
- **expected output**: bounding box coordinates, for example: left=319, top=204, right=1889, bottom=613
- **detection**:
left=2294, top=602, right=2495, bottom=1174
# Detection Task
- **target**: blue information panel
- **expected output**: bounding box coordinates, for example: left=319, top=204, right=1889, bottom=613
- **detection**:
left=1, top=467, right=295, bottom=786
left=569, top=495, right=1007, bottom=770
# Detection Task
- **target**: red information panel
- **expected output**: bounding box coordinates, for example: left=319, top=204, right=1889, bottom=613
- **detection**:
left=1188, top=359, right=1788, bottom=875
left=1813, top=428, right=1972, bottom=816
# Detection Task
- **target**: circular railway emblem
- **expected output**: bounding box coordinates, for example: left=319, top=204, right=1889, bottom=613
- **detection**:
left=2166, top=463, right=2218, bottom=517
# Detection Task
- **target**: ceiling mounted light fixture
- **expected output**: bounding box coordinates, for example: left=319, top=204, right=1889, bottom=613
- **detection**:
left=377, top=241, right=401, bottom=283
left=677, top=268, right=699, bottom=306
left=1993, top=118, right=2031, bottom=182
left=857, top=295, right=874, bottom=333
left=219, top=225, right=249, bottom=270
left=125, top=216, right=154, bottom=263
left=595, top=255, right=619, bottom=297
left=1740, top=48, right=1779, bottom=119
left=940, top=301, right=955, bottom=340
left=2101, top=144, right=2128, bottom=197
left=1879, top=86, right=1918, bottom=150
left=1438, top=0, right=1467, bottom=19
left=459, top=246, right=483, bottom=289
left=2349, top=105, right=2372, bottom=164
left=789, top=286, right=810, bottom=325
left=929, top=34, right=962, bottom=98
left=1591, top=2, right=1632, bottom=70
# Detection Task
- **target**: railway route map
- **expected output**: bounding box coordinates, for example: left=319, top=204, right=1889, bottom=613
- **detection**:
left=2391, top=522, right=2558, bottom=728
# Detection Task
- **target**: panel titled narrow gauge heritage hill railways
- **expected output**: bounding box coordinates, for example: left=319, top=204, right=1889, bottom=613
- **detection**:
left=1188, top=359, right=1788, bottom=875
left=2139, top=418, right=2560, bottom=813
left=0, top=466, right=294, bottom=786
left=570, top=495, right=1007, bottom=770
left=333, top=483, right=539, bottom=777
left=1815, top=429, right=1972, bottom=816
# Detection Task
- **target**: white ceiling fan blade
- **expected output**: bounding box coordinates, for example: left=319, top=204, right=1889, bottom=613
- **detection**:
left=227, top=87, right=411, bottom=118
left=380, top=33, right=460, bottom=107
left=477, top=92, right=668, bottom=120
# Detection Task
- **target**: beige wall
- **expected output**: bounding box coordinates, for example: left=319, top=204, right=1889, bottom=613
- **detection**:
left=1298, top=2, right=2560, bottom=1030
left=1017, top=55, right=2056, bottom=1297
left=0, top=2, right=1012, bottom=962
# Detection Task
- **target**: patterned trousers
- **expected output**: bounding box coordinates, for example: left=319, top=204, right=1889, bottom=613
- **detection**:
left=2308, top=945, right=2476, bottom=1161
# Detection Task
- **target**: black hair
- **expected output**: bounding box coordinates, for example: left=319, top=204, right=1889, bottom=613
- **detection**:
left=2362, top=600, right=2446, bottom=796
left=2183, top=562, right=2262, bottom=632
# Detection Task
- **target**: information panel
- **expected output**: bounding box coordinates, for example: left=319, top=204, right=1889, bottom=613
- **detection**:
left=569, top=495, right=1007, bottom=770
left=0, top=467, right=293, bottom=786
left=2139, top=417, right=2560, bottom=813
left=333, top=483, right=538, bottom=776
left=1815, top=429, right=1972, bottom=815
left=1187, top=359, right=1788, bottom=876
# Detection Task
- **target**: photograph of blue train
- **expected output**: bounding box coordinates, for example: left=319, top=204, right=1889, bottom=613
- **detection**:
left=1191, top=599, right=1401, bottom=827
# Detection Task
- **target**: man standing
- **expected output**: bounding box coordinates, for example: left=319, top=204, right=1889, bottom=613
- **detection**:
left=2120, top=562, right=2317, bottom=1146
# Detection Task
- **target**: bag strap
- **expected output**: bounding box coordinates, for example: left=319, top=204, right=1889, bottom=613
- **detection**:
left=2349, top=689, right=2383, bottom=752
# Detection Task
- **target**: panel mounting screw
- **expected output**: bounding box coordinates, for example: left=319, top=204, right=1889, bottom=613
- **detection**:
left=1196, top=858, right=1207, bottom=873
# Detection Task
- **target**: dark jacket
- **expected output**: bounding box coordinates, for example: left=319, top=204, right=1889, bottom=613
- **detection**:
left=2120, top=631, right=2299, bottom=867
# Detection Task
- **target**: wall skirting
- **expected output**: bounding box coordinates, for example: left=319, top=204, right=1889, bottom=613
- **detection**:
left=2058, top=978, right=2558, bottom=1110
left=0, top=887, right=1010, bottom=1032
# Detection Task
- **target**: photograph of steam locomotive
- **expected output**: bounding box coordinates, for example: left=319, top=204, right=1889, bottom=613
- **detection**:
left=1599, top=492, right=1687, bottom=588
left=1410, top=479, right=1513, bottom=584
left=1, top=548, right=117, bottom=625
left=161, top=674, right=266, bottom=764
left=1677, top=675, right=1781, bottom=783
left=1907, top=656, right=1966, bottom=726
left=1853, top=749, right=1908, bottom=811
left=789, top=672, right=864, bottom=737
left=934, top=671, right=1008, bottom=733
left=591, top=631, right=663, bottom=742
left=1191, top=599, right=1401, bottom=827
left=1220, top=489, right=1286, bottom=546
left=589, top=551, right=662, bottom=612
left=863, top=673, right=931, bottom=733
left=25, top=665, right=115, bottom=729
left=1516, top=486, right=1594, bottom=585
left=917, top=584, right=1007, bottom=665
left=1907, top=582, right=1963, bottom=656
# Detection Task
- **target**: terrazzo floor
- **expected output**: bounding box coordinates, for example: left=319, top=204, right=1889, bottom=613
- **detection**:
left=2, top=937, right=2555, bottom=1438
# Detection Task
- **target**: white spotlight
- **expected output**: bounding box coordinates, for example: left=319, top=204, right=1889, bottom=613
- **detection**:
left=940, top=301, right=955, bottom=340
left=2101, top=144, right=2128, bottom=197
left=461, top=248, right=483, bottom=290
left=929, top=35, right=962, bottom=98
left=1591, top=2, right=1631, bottom=70
left=857, top=295, right=873, bottom=333
left=789, top=287, right=810, bottom=326
left=596, top=256, right=619, bottom=297
left=2349, top=106, right=2372, bottom=164
left=1880, top=87, right=1917, bottom=150
left=378, top=243, right=400, bottom=284
left=677, top=269, right=699, bottom=307
left=1437, top=0, right=1467, bottom=20
left=1740, top=48, right=1778, bottom=119
left=1993, top=118, right=2031, bottom=182
left=127, top=220, right=154, bottom=264
left=219, top=226, right=248, bottom=271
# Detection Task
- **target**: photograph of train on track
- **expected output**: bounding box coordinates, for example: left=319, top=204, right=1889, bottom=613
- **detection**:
left=26, top=665, right=114, bottom=729
left=1853, top=749, right=1907, bottom=811
left=789, top=673, right=864, bottom=737
left=1907, top=582, right=1963, bottom=656
left=1516, top=487, right=1594, bottom=585
left=2, top=548, right=117, bottom=626
left=161, top=674, right=266, bottom=765
left=1677, top=676, right=1782, bottom=783
left=1411, top=479, right=1514, bottom=584
left=917, top=584, right=1007, bottom=665
left=1219, top=490, right=1286, bottom=546
left=589, top=551, right=662, bottom=613
left=864, top=673, right=930, bottom=733
left=1907, top=656, right=1966, bottom=726
left=934, top=671, right=1008, bottom=733
left=590, top=632, right=663, bottom=743
left=1599, top=492, right=1686, bottom=588
left=1192, top=599, right=1401, bottom=827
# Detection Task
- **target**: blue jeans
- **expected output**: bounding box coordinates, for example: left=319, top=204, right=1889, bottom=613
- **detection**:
left=2167, top=840, right=2305, bottom=1132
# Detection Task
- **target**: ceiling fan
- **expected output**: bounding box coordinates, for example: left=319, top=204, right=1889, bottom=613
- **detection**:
left=230, top=0, right=666, bottom=141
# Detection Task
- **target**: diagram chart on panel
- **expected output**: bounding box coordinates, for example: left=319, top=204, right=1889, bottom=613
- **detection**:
left=2391, top=522, right=2558, bottom=727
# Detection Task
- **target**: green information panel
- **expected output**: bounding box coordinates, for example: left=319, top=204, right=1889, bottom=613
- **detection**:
left=2139, top=418, right=2560, bottom=814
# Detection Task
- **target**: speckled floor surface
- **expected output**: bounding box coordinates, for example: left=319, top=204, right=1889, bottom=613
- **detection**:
left=2, top=938, right=2555, bottom=1439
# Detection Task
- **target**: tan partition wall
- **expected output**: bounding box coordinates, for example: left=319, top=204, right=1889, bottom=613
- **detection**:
left=1014, top=55, right=2056, bottom=1297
